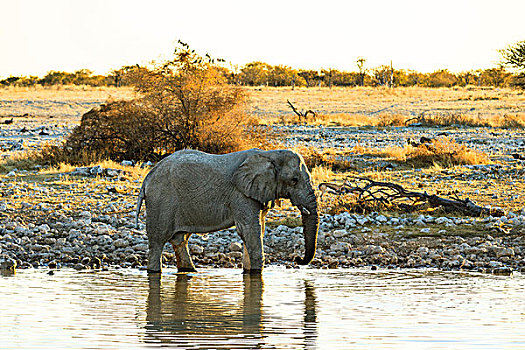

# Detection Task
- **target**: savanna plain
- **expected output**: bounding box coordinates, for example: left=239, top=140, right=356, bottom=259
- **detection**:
left=1, top=85, right=525, bottom=274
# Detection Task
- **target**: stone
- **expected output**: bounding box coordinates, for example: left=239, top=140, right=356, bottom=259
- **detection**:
left=375, top=215, right=388, bottom=223
left=37, top=224, right=51, bottom=233
left=330, top=242, right=350, bottom=253
left=133, top=243, right=148, bottom=252
left=0, top=256, right=16, bottom=271
left=366, top=245, right=385, bottom=255
left=90, top=166, right=103, bottom=175
left=356, top=217, right=368, bottom=225
left=228, top=251, right=243, bottom=259
left=106, top=169, right=119, bottom=177
left=114, top=239, right=129, bottom=248
left=435, top=217, right=452, bottom=225
left=417, top=247, right=429, bottom=256
left=229, top=242, right=243, bottom=252
left=332, top=229, right=347, bottom=239
left=190, top=245, right=204, bottom=255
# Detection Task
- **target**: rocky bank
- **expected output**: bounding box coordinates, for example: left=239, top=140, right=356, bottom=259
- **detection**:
left=1, top=172, right=524, bottom=275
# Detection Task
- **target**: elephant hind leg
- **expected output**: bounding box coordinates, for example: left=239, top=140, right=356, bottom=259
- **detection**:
left=170, top=233, right=197, bottom=273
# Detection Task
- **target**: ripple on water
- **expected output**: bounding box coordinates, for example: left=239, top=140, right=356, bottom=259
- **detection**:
left=0, top=268, right=524, bottom=349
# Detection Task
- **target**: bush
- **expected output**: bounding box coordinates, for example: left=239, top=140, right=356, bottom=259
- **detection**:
left=43, top=44, right=272, bottom=165
left=398, top=137, right=490, bottom=167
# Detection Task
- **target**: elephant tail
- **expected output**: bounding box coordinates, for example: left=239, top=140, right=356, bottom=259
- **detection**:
left=135, top=181, right=147, bottom=228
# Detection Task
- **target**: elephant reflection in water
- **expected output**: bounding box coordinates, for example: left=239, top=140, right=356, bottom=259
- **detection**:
left=145, top=273, right=265, bottom=347
left=144, top=274, right=318, bottom=349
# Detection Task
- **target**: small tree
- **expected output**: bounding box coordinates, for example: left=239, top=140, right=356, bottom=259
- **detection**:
left=356, top=57, right=367, bottom=86
left=500, top=40, right=525, bottom=88
left=500, top=40, right=525, bottom=71
left=58, top=43, right=268, bottom=164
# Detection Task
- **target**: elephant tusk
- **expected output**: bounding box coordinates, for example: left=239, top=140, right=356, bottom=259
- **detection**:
left=299, top=206, right=311, bottom=216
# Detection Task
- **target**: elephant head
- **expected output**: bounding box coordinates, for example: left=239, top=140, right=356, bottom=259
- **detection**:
left=233, top=150, right=319, bottom=265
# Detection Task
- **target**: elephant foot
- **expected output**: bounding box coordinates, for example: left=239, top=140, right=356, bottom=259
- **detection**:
left=243, top=268, right=263, bottom=275
left=177, top=267, right=197, bottom=273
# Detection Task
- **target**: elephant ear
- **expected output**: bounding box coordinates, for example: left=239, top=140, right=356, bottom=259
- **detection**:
left=233, top=154, right=278, bottom=205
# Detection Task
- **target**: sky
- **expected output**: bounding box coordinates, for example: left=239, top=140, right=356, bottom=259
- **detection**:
left=1, top=0, right=524, bottom=78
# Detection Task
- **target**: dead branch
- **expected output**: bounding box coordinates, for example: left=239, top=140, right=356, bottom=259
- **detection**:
left=287, top=100, right=316, bottom=122
left=319, top=177, right=505, bottom=217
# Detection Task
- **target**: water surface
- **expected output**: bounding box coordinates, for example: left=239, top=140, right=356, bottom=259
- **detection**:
left=1, top=268, right=524, bottom=349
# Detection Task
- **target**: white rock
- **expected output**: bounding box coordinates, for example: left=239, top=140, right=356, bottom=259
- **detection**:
left=229, top=242, right=243, bottom=252
left=121, top=160, right=133, bottom=166
left=366, top=245, right=385, bottom=255
left=357, top=217, right=368, bottom=225
left=37, top=224, right=50, bottom=233
left=133, top=243, right=148, bottom=252
left=435, top=217, right=452, bottom=225
left=90, top=166, right=103, bottom=175
left=375, top=215, right=388, bottom=223
left=114, top=238, right=129, bottom=248
left=330, top=242, right=350, bottom=252
left=332, top=229, right=347, bottom=238
left=190, top=245, right=204, bottom=254
left=79, top=211, right=92, bottom=218
left=389, top=218, right=399, bottom=225
left=420, top=228, right=431, bottom=233
left=344, top=217, right=357, bottom=228
left=417, top=247, right=429, bottom=256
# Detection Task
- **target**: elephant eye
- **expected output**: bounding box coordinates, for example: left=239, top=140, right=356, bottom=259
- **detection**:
left=291, top=177, right=298, bottom=186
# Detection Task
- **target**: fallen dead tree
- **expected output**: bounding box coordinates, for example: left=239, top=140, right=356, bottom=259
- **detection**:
left=287, top=100, right=316, bottom=122
left=319, top=177, right=505, bottom=217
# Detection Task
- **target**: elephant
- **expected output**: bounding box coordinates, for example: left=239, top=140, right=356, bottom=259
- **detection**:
left=135, top=148, right=319, bottom=273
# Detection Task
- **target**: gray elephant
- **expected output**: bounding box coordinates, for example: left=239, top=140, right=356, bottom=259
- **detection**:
left=135, top=148, right=319, bottom=273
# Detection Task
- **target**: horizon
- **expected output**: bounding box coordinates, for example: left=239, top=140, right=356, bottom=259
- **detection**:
left=1, top=0, right=524, bottom=79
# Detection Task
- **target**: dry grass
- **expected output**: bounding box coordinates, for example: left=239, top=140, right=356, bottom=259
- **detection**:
left=246, top=86, right=525, bottom=127
left=0, top=85, right=135, bottom=120
left=2, top=85, right=524, bottom=127
left=293, top=146, right=356, bottom=172
left=0, top=84, right=134, bottom=101
left=352, top=137, right=490, bottom=168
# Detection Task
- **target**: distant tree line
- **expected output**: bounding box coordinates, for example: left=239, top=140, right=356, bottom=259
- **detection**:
left=2, top=40, right=524, bottom=89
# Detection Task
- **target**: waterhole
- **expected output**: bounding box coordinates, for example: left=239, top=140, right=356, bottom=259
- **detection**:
left=1, top=268, right=523, bottom=349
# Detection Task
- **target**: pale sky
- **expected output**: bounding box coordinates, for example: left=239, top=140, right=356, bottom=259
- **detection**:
left=1, top=0, right=524, bottom=78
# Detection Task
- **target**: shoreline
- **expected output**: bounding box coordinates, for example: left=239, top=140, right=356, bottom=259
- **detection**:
left=2, top=196, right=523, bottom=275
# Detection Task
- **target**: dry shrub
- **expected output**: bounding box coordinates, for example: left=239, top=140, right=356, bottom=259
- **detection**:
left=405, top=112, right=491, bottom=128
left=275, top=112, right=376, bottom=127
left=392, top=137, right=489, bottom=167
left=310, top=165, right=336, bottom=183
left=0, top=151, right=41, bottom=172
left=38, top=44, right=274, bottom=166
left=376, top=114, right=406, bottom=127
left=495, top=114, right=525, bottom=129
left=295, top=146, right=355, bottom=172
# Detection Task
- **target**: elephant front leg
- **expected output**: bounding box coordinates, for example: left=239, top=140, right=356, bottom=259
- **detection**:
left=170, top=233, right=197, bottom=273
left=237, top=221, right=264, bottom=274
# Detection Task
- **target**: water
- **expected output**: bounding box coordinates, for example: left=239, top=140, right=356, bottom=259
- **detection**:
left=1, top=268, right=524, bottom=349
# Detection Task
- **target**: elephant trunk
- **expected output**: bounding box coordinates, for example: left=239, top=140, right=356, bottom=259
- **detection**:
left=295, top=200, right=319, bottom=265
